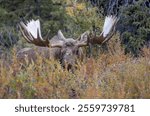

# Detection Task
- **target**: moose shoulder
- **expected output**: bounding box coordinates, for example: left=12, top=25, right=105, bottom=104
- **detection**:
left=17, top=16, right=119, bottom=69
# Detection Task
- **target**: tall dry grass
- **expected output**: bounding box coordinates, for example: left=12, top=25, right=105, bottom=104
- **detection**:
left=0, top=35, right=150, bottom=99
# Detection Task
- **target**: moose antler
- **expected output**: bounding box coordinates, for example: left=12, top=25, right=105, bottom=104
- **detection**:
left=77, top=15, right=119, bottom=46
left=20, top=16, right=118, bottom=48
left=89, top=15, right=119, bottom=44
left=19, top=19, right=63, bottom=48
left=19, top=19, right=50, bottom=47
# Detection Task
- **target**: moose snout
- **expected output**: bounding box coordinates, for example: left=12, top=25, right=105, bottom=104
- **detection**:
left=62, top=55, right=76, bottom=70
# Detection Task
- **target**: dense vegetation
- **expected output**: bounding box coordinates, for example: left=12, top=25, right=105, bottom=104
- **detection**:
left=0, top=36, right=150, bottom=98
left=0, top=0, right=149, bottom=98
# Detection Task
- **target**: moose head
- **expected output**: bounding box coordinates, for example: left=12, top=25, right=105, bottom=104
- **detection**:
left=18, top=16, right=119, bottom=69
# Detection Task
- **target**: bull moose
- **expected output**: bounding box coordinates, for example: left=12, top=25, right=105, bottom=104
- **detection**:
left=17, top=15, right=118, bottom=69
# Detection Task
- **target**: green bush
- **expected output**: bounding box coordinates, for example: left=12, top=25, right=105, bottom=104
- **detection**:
left=119, top=1, right=150, bottom=55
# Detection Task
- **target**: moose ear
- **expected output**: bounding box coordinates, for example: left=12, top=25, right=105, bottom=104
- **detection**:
left=49, top=30, right=66, bottom=47
left=77, top=31, right=90, bottom=47
left=57, top=30, right=66, bottom=41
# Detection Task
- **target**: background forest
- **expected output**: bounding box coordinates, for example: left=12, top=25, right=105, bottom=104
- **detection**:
left=0, top=0, right=150, bottom=98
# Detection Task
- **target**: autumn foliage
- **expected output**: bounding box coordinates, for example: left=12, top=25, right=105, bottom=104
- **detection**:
left=0, top=35, right=149, bottom=99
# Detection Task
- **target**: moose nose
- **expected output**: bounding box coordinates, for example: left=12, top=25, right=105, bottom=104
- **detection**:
left=64, top=58, right=74, bottom=65
left=63, top=55, right=75, bottom=67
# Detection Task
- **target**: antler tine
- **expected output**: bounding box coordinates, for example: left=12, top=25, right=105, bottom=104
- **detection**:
left=101, top=16, right=119, bottom=44
left=19, top=22, right=33, bottom=43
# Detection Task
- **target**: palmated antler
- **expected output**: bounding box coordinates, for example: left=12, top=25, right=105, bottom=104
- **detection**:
left=19, top=19, right=50, bottom=47
left=76, top=15, right=119, bottom=47
left=19, top=19, right=63, bottom=48
left=89, top=15, right=119, bottom=45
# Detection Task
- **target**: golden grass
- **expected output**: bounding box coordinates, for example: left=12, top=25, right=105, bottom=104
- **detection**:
left=0, top=37, right=150, bottom=99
